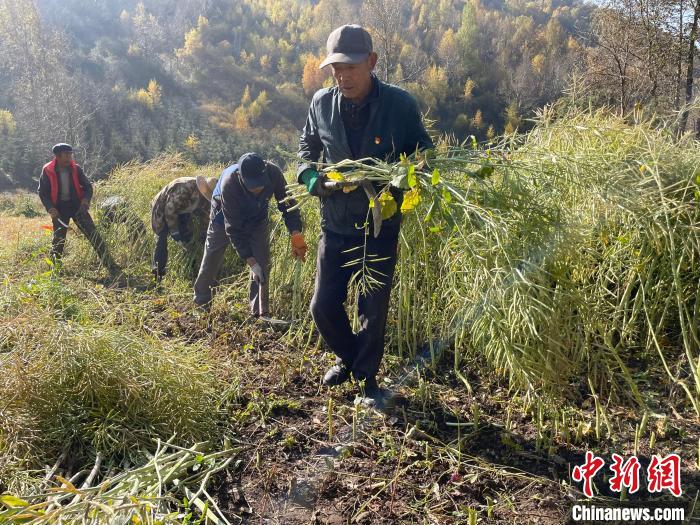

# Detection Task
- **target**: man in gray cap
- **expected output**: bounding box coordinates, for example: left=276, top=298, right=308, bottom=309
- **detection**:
left=298, top=24, right=433, bottom=407
left=193, top=152, right=306, bottom=315
left=38, top=143, right=119, bottom=273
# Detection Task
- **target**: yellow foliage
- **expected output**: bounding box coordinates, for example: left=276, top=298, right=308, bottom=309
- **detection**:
left=379, top=192, right=397, bottom=220
left=486, top=125, right=496, bottom=141
left=505, top=102, right=521, bottom=133
left=147, top=79, right=161, bottom=106
left=463, top=78, right=475, bottom=100
left=249, top=91, right=270, bottom=121
left=241, top=86, right=251, bottom=106
left=472, top=109, right=483, bottom=129
left=127, top=79, right=162, bottom=109
left=128, top=89, right=151, bottom=107
left=240, top=50, right=255, bottom=67
left=531, top=54, right=545, bottom=74
left=0, top=109, right=16, bottom=135
left=369, top=191, right=398, bottom=220
left=401, top=188, right=421, bottom=213
left=425, top=65, right=448, bottom=89
left=233, top=106, right=249, bottom=130
left=302, top=55, right=327, bottom=95
left=184, top=134, right=199, bottom=152
left=420, top=66, right=449, bottom=108
left=176, top=16, right=207, bottom=59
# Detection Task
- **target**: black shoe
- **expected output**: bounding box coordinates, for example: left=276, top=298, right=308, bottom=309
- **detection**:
left=355, top=378, right=392, bottom=410
left=194, top=301, right=211, bottom=314
left=322, top=364, right=351, bottom=386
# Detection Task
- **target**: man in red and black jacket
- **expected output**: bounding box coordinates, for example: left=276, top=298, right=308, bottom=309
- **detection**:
left=38, top=143, right=118, bottom=272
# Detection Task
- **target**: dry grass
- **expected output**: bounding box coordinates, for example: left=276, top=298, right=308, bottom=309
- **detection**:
left=0, top=216, right=47, bottom=245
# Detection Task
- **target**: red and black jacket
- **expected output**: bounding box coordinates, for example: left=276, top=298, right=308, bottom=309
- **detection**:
left=38, top=159, right=93, bottom=211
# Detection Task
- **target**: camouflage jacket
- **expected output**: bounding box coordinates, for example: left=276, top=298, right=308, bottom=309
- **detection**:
left=150, top=177, right=209, bottom=234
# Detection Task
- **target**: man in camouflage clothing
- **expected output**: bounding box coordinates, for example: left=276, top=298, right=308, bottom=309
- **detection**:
left=150, top=176, right=216, bottom=281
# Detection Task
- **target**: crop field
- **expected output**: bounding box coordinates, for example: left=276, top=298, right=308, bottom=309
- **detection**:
left=0, top=108, right=698, bottom=524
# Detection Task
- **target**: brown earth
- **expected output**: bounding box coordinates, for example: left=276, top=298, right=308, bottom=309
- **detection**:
left=143, top=300, right=700, bottom=525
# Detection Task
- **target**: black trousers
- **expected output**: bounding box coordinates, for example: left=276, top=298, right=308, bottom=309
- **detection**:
left=310, top=229, right=399, bottom=382
left=152, top=214, right=194, bottom=278
left=51, top=201, right=116, bottom=271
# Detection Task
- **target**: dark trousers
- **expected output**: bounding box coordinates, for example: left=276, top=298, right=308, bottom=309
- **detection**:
left=193, top=219, right=271, bottom=315
left=193, top=221, right=229, bottom=306
left=310, top=229, right=399, bottom=381
left=152, top=214, right=195, bottom=278
left=51, top=201, right=116, bottom=271
left=246, top=220, right=271, bottom=316
left=152, top=229, right=170, bottom=278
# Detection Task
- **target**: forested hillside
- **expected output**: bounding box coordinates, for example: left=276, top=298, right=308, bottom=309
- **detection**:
left=0, top=0, right=594, bottom=188
left=2, top=1, right=700, bottom=522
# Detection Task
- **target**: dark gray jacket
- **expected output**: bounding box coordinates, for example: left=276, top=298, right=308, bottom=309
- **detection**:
left=216, top=162, right=302, bottom=260
left=298, top=77, right=433, bottom=237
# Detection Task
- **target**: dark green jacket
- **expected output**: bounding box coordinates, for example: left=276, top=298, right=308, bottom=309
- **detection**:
left=298, top=77, right=433, bottom=237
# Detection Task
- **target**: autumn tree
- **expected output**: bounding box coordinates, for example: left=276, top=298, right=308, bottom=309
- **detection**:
left=361, top=0, right=405, bottom=82
left=301, top=55, right=327, bottom=95
left=583, top=1, right=679, bottom=113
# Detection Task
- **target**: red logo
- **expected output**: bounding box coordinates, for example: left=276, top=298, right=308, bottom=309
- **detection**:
left=572, top=451, right=605, bottom=498
left=609, top=454, right=641, bottom=494
left=647, top=454, right=682, bottom=497
left=573, top=452, right=683, bottom=498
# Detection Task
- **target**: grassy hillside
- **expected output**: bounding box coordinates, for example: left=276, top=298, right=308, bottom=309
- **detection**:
left=0, top=108, right=698, bottom=523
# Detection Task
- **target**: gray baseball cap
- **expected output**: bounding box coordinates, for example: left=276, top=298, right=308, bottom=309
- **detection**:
left=319, top=24, right=373, bottom=69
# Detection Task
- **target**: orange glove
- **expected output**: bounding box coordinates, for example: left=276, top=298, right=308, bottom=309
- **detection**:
left=291, top=232, right=307, bottom=261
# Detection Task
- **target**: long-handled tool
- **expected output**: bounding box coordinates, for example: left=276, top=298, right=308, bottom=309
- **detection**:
left=322, top=179, right=383, bottom=238
left=257, top=281, right=292, bottom=332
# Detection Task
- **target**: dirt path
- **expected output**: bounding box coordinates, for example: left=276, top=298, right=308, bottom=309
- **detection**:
left=72, top=287, right=700, bottom=524
left=164, top=315, right=569, bottom=524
